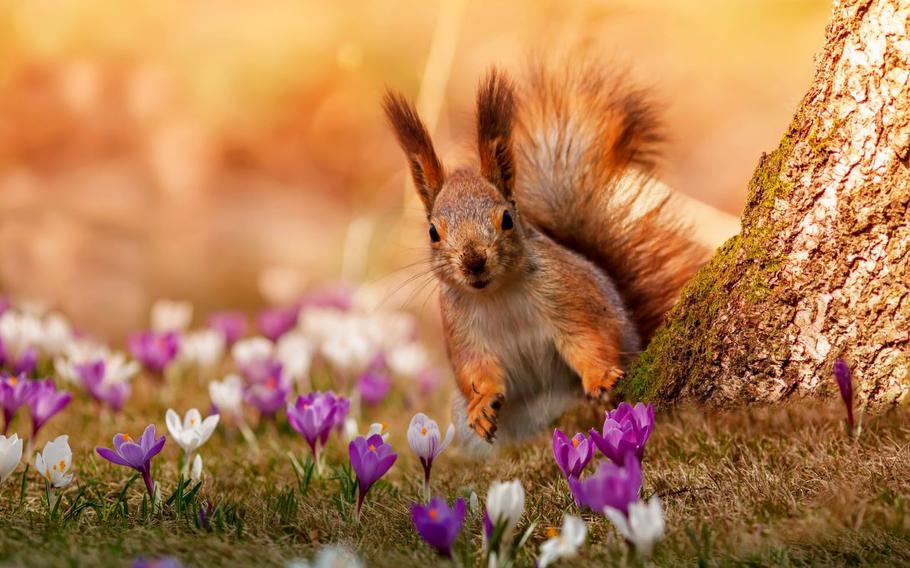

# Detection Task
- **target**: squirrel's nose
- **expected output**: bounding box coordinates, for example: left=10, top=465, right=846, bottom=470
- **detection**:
left=462, top=251, right=487, bottom=275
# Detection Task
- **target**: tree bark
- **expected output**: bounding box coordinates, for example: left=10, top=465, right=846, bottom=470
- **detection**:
left=620, top=0, right=910, bottom=411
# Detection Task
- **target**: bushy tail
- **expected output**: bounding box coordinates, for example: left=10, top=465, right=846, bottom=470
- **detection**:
left=514, top=62, right=708, bottom=343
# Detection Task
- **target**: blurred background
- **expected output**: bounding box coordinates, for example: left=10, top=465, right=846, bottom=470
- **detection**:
left=0, top=0, right=830, bottom=339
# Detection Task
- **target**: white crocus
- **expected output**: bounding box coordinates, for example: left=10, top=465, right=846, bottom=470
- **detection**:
left=35, top=435, right=74, bottom=511
left=179, top=329, right=226, bottom=373
left=0, top=311, right=43, bottom=361
left=151, top=299, right=193, bottom=332
left=407, top=413, right=454, bottom=461
left=209, top=374, right=245, bottom=418
left=486, top=479, right=526, bottom=547
left=104, top=352, right=142, bottom=384
left=276, top=331, right=314, bottom=389
left=231, top=336, right=274, bottom=368
left=320, top=331, right=375, bottom=379
left=298, top=307, right=345, bottom=345
left=0, top=434, right=23, bottom=484
left=288, top=545, right=364, bottom=568
left=407, top=413, right=454, bottom=496
left=605, top=496, right=665, bottom=557
left=538, top=515, right=587, bottom=568
left=387, top=343, right=429, bottom=379
left=165, top=408, right=219, bottom=473
left=40, top=312, right=74, bottom=357
left=368, top=422, right=390, bottom=442
left=190, top=454, right=203, bottom=483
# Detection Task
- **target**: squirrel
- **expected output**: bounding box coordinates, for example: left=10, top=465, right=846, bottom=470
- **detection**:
left=384, top=62, right=707, bottom=454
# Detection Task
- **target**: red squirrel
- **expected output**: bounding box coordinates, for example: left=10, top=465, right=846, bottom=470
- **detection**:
left=384, top=63, right=706, bottom=454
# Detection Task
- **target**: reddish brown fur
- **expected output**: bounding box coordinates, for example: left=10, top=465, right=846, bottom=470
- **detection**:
left=515, top=62, right=707, bottom=341
left=382, top=92, right=445, bottom=215
left=476, top=71, right=517, bottom=198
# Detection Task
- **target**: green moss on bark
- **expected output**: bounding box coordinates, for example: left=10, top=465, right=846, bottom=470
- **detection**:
left=617, top=133, right=798, bottom=404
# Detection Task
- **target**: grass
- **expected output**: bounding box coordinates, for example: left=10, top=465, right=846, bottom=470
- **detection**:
left=1, top=373, right=909, bottom=567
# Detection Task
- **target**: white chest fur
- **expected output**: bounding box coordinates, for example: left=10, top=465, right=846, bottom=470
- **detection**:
left=460, top=284, right=577, bottom=400
left=450, top=283, right=581, bottom=451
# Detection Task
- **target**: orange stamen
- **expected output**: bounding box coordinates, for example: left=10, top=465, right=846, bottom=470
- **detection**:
left=546, top=527, right=560, bottom=539
left=421, top=427, right=428, bottom=436
left=429, top=508, right=439, bottom=520
left=571, top=438, right=580, bottom=448
left=368, top=444, right=376, bottom=452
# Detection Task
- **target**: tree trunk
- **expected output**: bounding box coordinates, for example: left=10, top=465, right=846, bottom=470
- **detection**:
left=620, top=0, right=910, bottom=411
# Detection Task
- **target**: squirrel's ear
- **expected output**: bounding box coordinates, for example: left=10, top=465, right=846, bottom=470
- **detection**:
left=476, top=69, right=516, bottom=200
left=383, top=91, right=444, bottom=215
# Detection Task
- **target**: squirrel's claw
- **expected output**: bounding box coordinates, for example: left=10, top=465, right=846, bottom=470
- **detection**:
left=583, top=367, right=624, bottom=401
left=468, top=392, right=504, bottom=444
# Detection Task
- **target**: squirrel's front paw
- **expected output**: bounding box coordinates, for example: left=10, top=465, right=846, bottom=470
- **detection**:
left=584, top=367, right=624, bottom=401
left=467, top=391, right=504, bottom=444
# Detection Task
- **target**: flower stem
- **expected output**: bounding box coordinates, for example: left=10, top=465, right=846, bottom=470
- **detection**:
left=141, top=470, right=156, bottom=502
left=315, top=448, right=326, bottom=478
left=45, top=483, right=56, bottom=518
left=355, top=488, right=366, bottom=521
left=181, top=451, right=192, bottom=478
left=238, top=421, right=259, bottom=455
left=422, top=464, right=431, bottom=502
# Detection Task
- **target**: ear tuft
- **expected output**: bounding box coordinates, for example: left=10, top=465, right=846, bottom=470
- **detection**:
left=383, top=91, right=444, bottom=214
left=476, top=69, right=516, bottom=199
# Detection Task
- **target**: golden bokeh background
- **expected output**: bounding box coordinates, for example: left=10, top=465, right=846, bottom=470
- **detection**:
left=0, top=0, right=829, bottom=338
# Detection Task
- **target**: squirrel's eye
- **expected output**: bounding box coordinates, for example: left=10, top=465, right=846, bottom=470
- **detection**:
left=501, top=210, right=514, bottom=231
left=429, top=223, right=441, bottom=243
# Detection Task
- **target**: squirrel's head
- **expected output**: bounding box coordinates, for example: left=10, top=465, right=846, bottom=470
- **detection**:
left=384, top=70, right=523, bottom=293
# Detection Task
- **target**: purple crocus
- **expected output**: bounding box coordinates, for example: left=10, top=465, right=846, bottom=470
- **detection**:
left=0, top=339, right=37, bottom=377
left=356, top=367, right=391, bottom=406
left=27, top=380, right=72, bottom=438
left=589, top=402, right=655, bottom=465
left=74, top=361, right=131, bottom=412
left=568, top=456, right=642, bottom=514
left=349, top=433, right=397, bottom=517
left=287, top=392, right=338, bottom=465
left=240, top=357, right=283, bottom=385
left=412, top=497, right=467, bottom=558
left=128, top=330, right=179, bottom=374
left=833, top=357, right=854, bottom=433
left=96, top=424, right=166, bottom=500
left=552, top=429, right=595, bottom=480
left=243, top=371, right=291, bottom=419
left=257, top=306, right=298, bottom=342
left=0, top=374, right=33, bottom=434
left=207, top=311, right=248, bottom=345
left=323, top=390, right=351, bottom=433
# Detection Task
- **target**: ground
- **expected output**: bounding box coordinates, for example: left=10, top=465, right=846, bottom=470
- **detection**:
left=1, top=375, right=908, bottom=567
